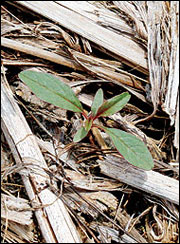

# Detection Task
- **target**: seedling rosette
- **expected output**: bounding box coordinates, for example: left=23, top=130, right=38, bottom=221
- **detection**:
left=19, top=70, right=154, bottom=170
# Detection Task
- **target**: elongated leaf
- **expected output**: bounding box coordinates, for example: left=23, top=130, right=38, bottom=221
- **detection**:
left=91, top=88, right=104, bottom=117
left=102, top=126, right=154, bottom=170
left=73, top=127, right=89, bottom=142
left=85, top=118, right=93, bottom=132
left=96, top=92, right=130, bottom=117
left=73, top=118, right=92, bottom=142
left=19, top=71, right=84, bottom=113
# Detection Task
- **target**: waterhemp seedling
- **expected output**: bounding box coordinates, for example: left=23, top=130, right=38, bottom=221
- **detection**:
left=19, top=70, right=154, bottom=170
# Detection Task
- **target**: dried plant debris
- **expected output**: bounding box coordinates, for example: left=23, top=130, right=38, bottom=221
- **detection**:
left=1, top=1, right=179, bottom=243
left=1, top=140, right=40, bottom=243
left=1, top=194, right=36, bottom=242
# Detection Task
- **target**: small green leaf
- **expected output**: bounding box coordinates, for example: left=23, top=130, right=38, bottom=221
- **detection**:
left=73, top=127, right=89, bottom=142
left=85, top=118, right=93, bottom=132
left=102, top=126, right=154, bottom=170
left=19, top=70, right=84, bottom=113
left=74, top=118, right=92, bottom=143
left=91, top=88, right=104, bottom=117
left=96, top=92, right=130, bottom=117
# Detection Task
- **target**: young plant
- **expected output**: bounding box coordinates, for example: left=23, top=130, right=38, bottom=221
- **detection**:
left=19, top=70, right=154, bottom=170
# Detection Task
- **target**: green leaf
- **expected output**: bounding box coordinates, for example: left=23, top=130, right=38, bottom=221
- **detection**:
left=96, top=92, right=130, bottom=117
left=73, top=127, right=89, bottom=142
left=19, top=70, right=84, bottom=113
left=85, top=118, right=93, bottom=132
left=73, top=118, right=92, bottom=143
left=91, top=88, right=104, bottom=117
left=102, top=126, right=154, bottom=170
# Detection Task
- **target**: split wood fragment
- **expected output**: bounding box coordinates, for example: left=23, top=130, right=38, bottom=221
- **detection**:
left=98, top=156, right=179, bottom=205
left=1, top=37, right=82, bottom=71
